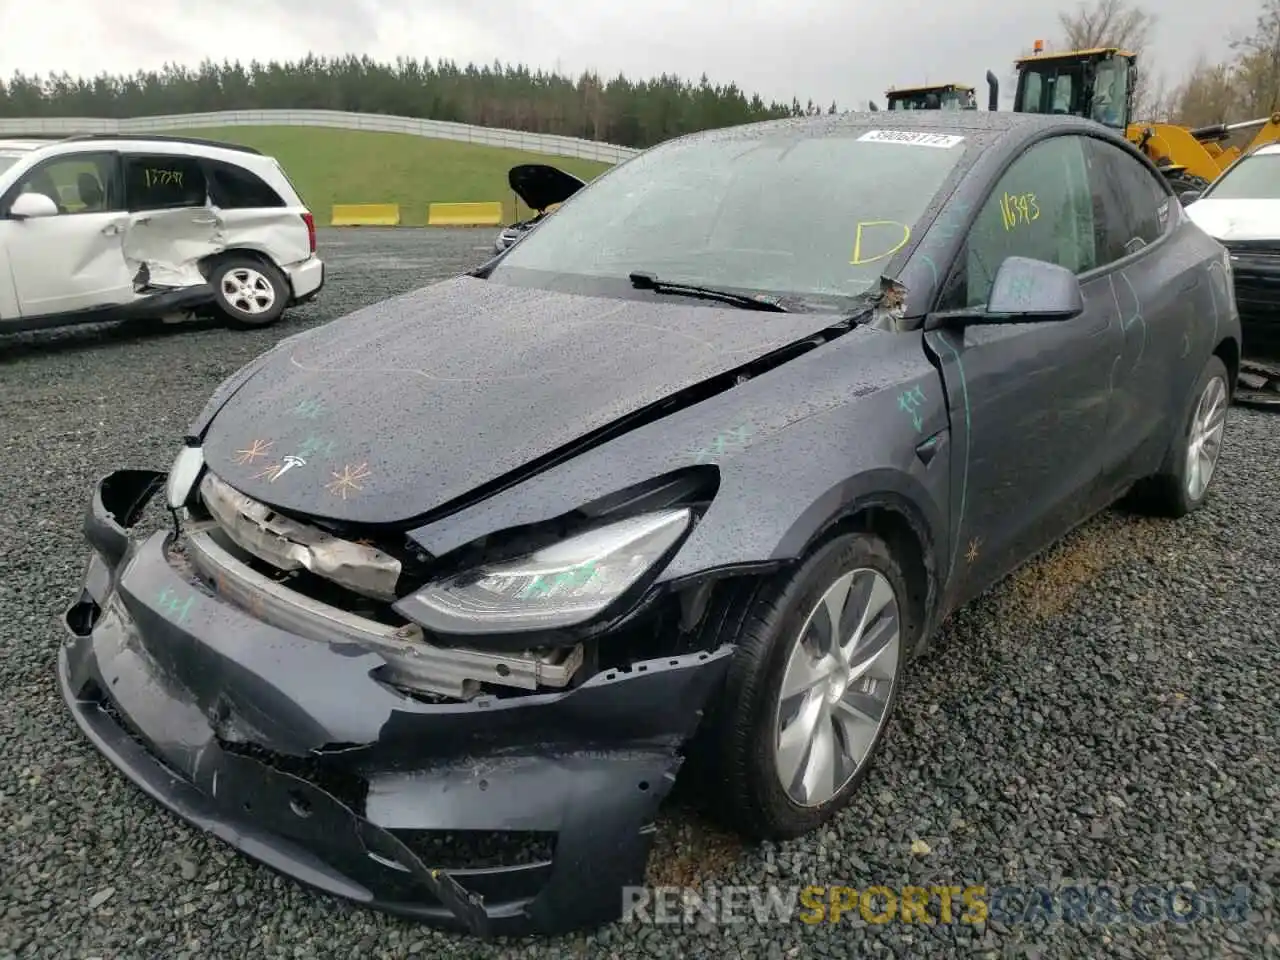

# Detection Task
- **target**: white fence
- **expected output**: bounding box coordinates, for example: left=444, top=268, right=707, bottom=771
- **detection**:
left=0, top=109, right=641, bottom=164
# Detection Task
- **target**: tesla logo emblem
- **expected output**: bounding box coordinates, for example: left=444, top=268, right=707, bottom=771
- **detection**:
left=254, top=454, right=306, bottom=482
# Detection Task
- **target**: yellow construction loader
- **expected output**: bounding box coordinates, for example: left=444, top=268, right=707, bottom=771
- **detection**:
left=884, top=83, right=978, bottom=111
left=878, top=75, right=1001, bottom=113
left=1012, top=41, right=1280, bottom=193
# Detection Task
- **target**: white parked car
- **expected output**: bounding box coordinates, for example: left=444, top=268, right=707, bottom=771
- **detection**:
left=0, top=134, right=324, bottom=332
left=1184, top=141, right=1280, bottom=404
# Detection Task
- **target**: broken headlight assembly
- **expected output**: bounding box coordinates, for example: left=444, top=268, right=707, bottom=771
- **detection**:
left=395, top=507, right=692, bottom=636
left=165, top=444, right=205, bottom=510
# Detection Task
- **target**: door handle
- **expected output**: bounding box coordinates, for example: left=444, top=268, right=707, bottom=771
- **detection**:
left=101, top=223, right=123, bottom=236
left=134, top=215, right=151, bottom=225
left=192, top=215, right=219, bottom=224
left=1179, top=276, right=1200, bottom=293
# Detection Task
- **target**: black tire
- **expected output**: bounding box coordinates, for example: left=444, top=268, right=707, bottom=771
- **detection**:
left=687, top=531, right=918, bottom=841
left=1130, top=355, right=1231, bottom=517
left=209, top=255, right=289, bottom=329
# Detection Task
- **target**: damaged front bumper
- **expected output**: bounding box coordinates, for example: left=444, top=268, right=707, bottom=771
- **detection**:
left=58, top=469, right=732, bottom=937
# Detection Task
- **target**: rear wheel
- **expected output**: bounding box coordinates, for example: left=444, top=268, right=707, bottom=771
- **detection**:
left=1130, top=355, right=1230, bottom=517
left=690, top=531, right=916, bottom=841
left=210, top=256, right=289, bottom=329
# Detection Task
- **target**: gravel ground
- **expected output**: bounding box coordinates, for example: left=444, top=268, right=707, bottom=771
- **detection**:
left=1, top=227, right=1277, bottom=959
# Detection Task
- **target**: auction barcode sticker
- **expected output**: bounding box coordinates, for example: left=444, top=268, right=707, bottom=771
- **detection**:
left=857, top=129, right=965, bottom=148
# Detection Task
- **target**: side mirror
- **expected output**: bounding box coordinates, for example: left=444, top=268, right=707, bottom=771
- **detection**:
left=9, top=192, right=59, bottom=220
left=1179, top=190, right=1201, bottom=205
left=925, top=256, right=1085, bottom=330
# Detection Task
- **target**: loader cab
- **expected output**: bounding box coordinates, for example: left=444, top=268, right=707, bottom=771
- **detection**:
left=885, top=84, right=978, bottom=111
left=1013, top=43, right=1137, bottom=131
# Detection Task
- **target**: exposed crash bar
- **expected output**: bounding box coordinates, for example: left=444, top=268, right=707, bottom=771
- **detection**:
left=185, top=527, right=583, bottom=699
left=200, top=471, right=403, bottom=601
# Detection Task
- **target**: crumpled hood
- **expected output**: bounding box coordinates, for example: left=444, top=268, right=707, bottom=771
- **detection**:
left=199, top=276, right=843, bottom=525
left=1186, top=198, right=1280, bottom=242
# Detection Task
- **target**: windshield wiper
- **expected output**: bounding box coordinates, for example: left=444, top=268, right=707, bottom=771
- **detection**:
left=628, top=271, right=789, bottom=312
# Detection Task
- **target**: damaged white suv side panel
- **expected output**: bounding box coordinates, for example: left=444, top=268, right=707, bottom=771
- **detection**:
left=0, top=135, right=324, bottom=334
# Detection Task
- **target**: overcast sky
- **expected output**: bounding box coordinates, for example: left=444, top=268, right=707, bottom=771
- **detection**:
left=0, top=0, right=1250, bottom=112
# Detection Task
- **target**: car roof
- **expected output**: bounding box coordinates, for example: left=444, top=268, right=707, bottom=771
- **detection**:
left=5, top=134, right=266, bottom=167
left=1247, top=142, right=1280, bottom=158
left=0, top=139, right=50, bottom=154
left=666, top=108, right=1092, bottom=156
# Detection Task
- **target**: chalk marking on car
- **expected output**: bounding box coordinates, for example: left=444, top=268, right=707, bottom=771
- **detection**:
left=296, top=434, right=336, bottom=458
left=156, top=586, right=194, bottom=624
left=254, top=455, right=307, bottom=483
left=999, top=191, right=1041, bottom=231
left=292, top=397, right=328, bottom=420
left=898, top=385, right=927, bottom=431
left=325, top=462, right=372, bottom=500
left=1118, top=271, right=1148, bottom=368
left=933, top=335, right=974, bottom=578
left=1206, top=259, right=1227, bottom=344
left=521, top=561, right=598, bottom=599
left=232, top=438, right=273, bottom=465
left=850, top=220, right=911, bottom=266
left=929, top=199, right=973, bottom=245
left=686, top=424, right=753, bottom=463
left=920, top=254, right=940, bottom=300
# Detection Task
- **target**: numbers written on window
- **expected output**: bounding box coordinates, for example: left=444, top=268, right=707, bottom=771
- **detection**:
left=143, top=168, right=184, bottom=189
left=998, top=192, right=1040, bottom=231
left=945, top=136, right=1097, bottom=308
left=125, top=154, right=206, bottom=211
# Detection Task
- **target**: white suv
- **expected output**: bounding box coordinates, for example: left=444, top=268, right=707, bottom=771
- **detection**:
left=0, top=134, right=324, bottom=332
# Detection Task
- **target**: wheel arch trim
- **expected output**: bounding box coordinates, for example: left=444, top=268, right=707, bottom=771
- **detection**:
left=771, top=470, right=946, bottom=652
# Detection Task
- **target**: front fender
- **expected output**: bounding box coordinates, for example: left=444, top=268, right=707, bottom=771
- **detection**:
left=658, top=396, right=951, bottom=595
left=409, top=327, right=952, bottom=588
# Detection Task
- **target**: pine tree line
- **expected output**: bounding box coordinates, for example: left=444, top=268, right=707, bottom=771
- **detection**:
left=0, top=56, right=839, bottom=149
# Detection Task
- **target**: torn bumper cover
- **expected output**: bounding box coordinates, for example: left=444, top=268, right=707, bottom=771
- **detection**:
left=58, top=469, right=732, bottom=937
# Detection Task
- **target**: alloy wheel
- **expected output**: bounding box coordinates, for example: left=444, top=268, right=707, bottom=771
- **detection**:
left=1186, top=375, right=1227, bottom=501
left=221, top=267, right=277, bottom=316
left=773, top=567, right=901, bottom=807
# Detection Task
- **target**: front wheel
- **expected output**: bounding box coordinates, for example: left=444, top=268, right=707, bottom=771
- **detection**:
left=691, top=531, right=916, bottom=841
left=210, top=256, right=289, bottom=329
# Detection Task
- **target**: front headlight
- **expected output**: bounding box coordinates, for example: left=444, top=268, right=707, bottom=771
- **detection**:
left=165, top=445, right=205, bottom=510
left=395, top=507, right=691, bottom=635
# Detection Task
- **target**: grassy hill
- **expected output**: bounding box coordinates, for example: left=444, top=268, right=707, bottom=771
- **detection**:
left=181, top=125, right=614, bottom=226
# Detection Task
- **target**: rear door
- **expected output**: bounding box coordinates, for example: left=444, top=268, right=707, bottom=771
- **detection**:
left=204, top=158, right=310, bottom=266
left=121, top=153, right=223, bottom=287
left=0, top=151, right=135, bottom=316
left=1081, top=136, right=1204, bottom=485
left=924, top=133, right=1124, bottom=604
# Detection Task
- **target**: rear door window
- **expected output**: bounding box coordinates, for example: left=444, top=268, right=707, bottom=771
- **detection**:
left=1083, top=138, right=1170, bottom=263
left=124, top=154, right=207, bottom=211
left=206, top=160, right=285, bottom=209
